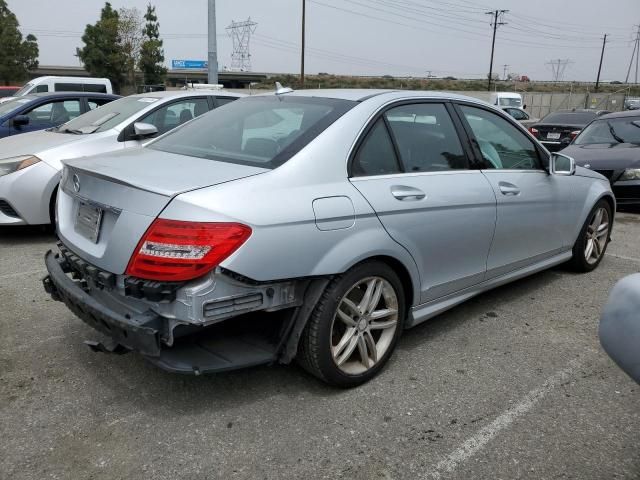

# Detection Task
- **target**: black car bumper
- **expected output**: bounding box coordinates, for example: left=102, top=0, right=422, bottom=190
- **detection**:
left=43, top=249, right=163, bottom=356
left=612, top=181, right=640, bottom=206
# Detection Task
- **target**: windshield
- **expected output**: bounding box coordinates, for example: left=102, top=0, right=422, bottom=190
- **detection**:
left=575, top=117, right=640, bottom=145
left=57, top=96, right=160, bottom=134
left=542, top=112, right=597, bottom=125
left=0, top=97, right=31, bottom=116
left=498, top=97, right=522, bottom=107
left=13, top=83, right=33, bottom=96
left=149, top=96, right=357, bottom=169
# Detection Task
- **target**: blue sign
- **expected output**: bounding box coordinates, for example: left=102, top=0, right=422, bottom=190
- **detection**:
left=171, top=60, right=208, bottom=69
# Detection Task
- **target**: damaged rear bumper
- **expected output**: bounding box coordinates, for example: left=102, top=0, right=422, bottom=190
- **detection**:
left=43, top=250, right=162, bottom=356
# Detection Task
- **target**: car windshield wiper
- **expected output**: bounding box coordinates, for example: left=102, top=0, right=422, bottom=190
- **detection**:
left=607, top=121, right=626, bottom=143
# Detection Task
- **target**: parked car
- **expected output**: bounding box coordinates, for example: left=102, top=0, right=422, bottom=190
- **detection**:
left=0, top=86, right=20, bottom=98
left=599, top=273, right=640, bottom=384
left=502, top=107, right=539, bottom=127
left=0, top=92, right=118, bottom=139
left=561, top=110, right=640, bottom=208
left=42, top=89, right=615, bottom=387
left=528, top=109, right=610, bottom=152
left=0, top=90, right=244, bottom=226
left=490, top=91, right=523, bottom=108
left=6, top=76, right=113, bottom=98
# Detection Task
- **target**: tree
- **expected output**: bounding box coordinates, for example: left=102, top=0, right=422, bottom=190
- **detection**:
left=118, top=7, right=143, bottom=88
left=139, top=4, right=166, bottom=85
left=0, top=0, right=39, bottom=84
left=76, top=2, right=126, bottom=93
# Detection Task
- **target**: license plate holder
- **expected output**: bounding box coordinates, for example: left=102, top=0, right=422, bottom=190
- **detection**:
left=75, top=201, right=103, bottom=243
left=547, top=132, right=561, bottom=140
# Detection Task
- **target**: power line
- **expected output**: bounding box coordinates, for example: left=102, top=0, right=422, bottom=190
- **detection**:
left=486, top=9, right=508, bottom=91
left=545, top=59, right=571, bottom=82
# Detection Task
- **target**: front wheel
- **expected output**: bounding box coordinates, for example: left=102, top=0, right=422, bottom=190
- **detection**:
left=568, top=199, right=612, bottom=272
left=297, top=261, right=405, bottom=387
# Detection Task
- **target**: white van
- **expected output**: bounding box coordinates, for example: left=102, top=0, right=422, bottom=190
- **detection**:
left=11, top=76, right=113, bottom=96
left=490, top=92, right=523, bottom=108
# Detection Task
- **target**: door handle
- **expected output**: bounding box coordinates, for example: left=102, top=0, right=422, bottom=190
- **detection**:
left=498, top=182, right=520, bottom=196
left=390, top=185, right=426, bottom=201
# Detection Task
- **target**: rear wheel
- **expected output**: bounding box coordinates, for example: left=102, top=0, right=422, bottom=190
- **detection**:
left=297, top=261, right=405, bottom=387
left=568, top=199, right=612, bottom=272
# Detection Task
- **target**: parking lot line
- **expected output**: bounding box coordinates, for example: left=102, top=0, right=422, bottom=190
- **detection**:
left=424, top=358, right=582, bottom=480
left=605, top=253, right=640, bottom=264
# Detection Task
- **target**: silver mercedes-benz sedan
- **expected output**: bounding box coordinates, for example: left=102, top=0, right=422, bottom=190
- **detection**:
left=43, top=89, right=615, bottom=387
left=0, top=90, right=244, bottom=226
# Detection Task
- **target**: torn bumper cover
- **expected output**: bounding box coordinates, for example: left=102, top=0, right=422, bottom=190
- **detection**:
left=43, top=249, right=162, bottom=356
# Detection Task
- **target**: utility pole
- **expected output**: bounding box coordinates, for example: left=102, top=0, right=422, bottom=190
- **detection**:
left=626, top=25, right=640, bottom=84
left=301, top=0, right=306, bottom=86
left=502, top=64, right=509, bottom=80
left=595, top=33, right=607, bottom=92
left=486, top=9, right=508, bottom=92
left=207, top=0, right=218, bottom=85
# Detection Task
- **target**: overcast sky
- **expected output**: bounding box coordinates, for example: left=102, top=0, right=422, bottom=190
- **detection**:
left=7, top=0, right=640, bottom=81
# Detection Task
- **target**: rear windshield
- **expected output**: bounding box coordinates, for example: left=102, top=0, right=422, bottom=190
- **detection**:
left=56, top=96, right=160, bottom=134
left=542, top=111, right=597, bottom=125
left=148, top=96, right=357, bottom=168
left=575, top=117, right=640, bottom=145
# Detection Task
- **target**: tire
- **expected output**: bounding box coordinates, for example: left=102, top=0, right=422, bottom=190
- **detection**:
left=297, top=261, right=405, bottom=387
left=567, top=199, right=612, bottom=272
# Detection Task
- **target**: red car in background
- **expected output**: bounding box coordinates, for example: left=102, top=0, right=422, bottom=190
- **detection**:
left=0, top=86, right=20, bottom=98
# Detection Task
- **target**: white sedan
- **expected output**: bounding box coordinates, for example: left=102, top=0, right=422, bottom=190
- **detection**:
left=0, top=90, right=244, bottom=225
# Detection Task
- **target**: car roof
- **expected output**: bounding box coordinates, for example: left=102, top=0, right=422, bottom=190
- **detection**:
left=549, top=109, right=607, bottom=115
left=599, top=109, right=640, bottom=120
left=26, top=92, right=120, bottom=99
left=256, top=88, right=492, bottom=105
left=129, top=89, right=246, bottom=100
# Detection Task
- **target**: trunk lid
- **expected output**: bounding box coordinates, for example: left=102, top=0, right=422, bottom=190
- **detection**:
left=58, top=148, right=268, bottom=274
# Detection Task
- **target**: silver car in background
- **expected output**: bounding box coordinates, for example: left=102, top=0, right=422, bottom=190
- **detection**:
left=0, top=90, right=244, bottom=225
left=43, top=89, right=615, bottom=387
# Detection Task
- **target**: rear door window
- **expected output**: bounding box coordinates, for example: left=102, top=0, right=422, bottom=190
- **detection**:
left=352, top=119, right=401, bottom=176
left=385, top=103, right=468, bottom=172
left=25, top=99, right=82, bottom=125
left=139, top=98, right=210, bottom=134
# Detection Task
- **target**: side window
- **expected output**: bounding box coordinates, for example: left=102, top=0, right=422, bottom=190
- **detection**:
left=385, top=103, right=467, bottom=172
left=138, top=98, right=209, bottom=134
left=352, top=118, right=401, bottom=177
left=84, top=84, right=107, bottom=93
left=88, top=98, right=112, bottom=110
left=507, top=108, right=526, bottom=120
left=460, top=105, right=540, bottom=170
left=54, top=83, right=83, bottom=92
left=35, top=84, right=48, bottom=93
left=24, top=100, right=82, bottom=125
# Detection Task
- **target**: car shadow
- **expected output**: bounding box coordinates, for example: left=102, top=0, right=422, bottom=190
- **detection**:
left=62, top=267, right=566, bottom=417
left=0, top=225, right=57, bottom=245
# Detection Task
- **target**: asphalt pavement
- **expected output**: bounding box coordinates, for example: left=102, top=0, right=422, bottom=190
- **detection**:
left=1, top=213, right=638, bottom=480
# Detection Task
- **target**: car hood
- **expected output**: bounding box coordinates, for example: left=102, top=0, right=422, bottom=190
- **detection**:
left=562, top=143, right=640, bottom=170
left=63, top=147, right=270, bottom=197
left=0, top=129, right=84, bottom=159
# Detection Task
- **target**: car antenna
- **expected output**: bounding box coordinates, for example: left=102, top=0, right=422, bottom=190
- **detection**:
left=275, top=82, right=294, bottom=95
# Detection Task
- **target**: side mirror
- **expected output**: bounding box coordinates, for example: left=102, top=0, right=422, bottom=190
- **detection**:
left=12, top=115, right=29, bottom=127
left=560, top=137, right=572, bottom=146
left=133, top=122, right=158, bottom=139
left=523, top=104, right=527, bottom=110
left=549, top=152, right=576, bottom=176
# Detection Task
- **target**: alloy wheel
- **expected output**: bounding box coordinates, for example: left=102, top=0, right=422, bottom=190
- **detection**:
left=330, top=276, right=399, bottom=375
left=584, top=206, right=609, bottom=265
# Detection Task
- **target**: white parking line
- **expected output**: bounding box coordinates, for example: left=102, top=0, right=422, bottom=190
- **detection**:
left=425, top=359, right=581, bottom=479
left=605, top=253, right=640, bottom=264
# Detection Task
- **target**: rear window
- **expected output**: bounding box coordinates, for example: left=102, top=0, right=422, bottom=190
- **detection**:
left=148, top=96, right=357, bottom=168
left=542, top=111, right=597, bottom=125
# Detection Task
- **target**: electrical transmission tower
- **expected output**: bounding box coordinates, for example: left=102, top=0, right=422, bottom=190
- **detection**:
left=546, top=59, right=571, bottom=82
left=226, top=18, right=257, bottom=71
left=625, top=25, right=640, bottom=84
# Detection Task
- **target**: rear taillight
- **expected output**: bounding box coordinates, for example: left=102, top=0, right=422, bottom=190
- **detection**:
left=528, top=127, right=539, bottom=137
left=570, top=130, right=581, bottom=140
left=126, top=219, right=252, bottom=281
